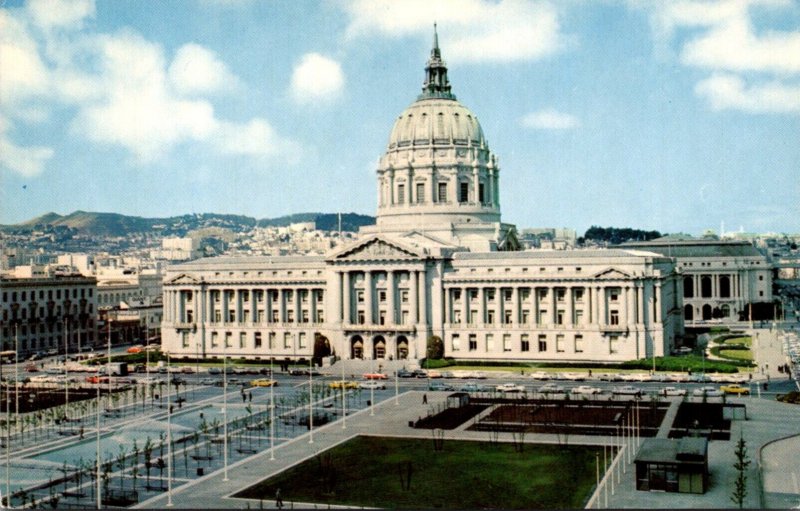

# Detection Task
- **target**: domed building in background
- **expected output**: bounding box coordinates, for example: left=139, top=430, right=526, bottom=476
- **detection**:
left=161, top=30, right=684, bottom=365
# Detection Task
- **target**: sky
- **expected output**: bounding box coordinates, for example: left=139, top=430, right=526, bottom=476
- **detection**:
left=1, top=0, right=799, bottom=236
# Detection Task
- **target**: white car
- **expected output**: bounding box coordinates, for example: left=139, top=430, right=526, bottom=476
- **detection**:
left=496, top=383, right=525, bottom=393
left=529, top=371, right=551, bottom=380
left=611, top=385, right=642, bottom=396
left=661, top=386, right=687, bottom=396
left=692, top=386, right=723, bottom=397
left=359, top=381, right=386, bottom=390
left=571, top=385, right=602, bottom=395
left=538, top=383, right=566, bottom=394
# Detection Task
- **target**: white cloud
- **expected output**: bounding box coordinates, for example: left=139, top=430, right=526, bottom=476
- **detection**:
left=27, top=0, right=95, bottom=30
left=0, top=115, right=53, bottom=177
left=695, top=73, right=800, bottom=113
left=0, top=8, right=298, bottom=175
left=169, top=43, right=240, bottom=96
left=342, top=0, right=564, bottom=63
left=643, top=0, right=800, bottom=114
left=290, top=53, right=345, bottom=104
left=521, top=109, right=580, bottom=130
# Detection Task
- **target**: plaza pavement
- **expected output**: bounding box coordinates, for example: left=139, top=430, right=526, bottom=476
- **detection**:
left=134, top=328, right=800, bottom=509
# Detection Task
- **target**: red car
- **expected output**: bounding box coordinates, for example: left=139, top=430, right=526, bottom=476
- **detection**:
left=362, top=373, right=388, bottom=380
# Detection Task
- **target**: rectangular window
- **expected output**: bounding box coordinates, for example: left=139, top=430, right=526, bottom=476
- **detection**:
left=284, top=333, right=292, bottom=349
left=556, top=310, right=564, bottom=324
left=301, top=310, right=309, bottom=323
left=298, top=332, right=307, bottom=349
left=521, top=334, right=530, bottom=352
left=574, top=335, right=584, bottom=353
left=556, top=289, right=565, bottom=302
left=401, top=290, right=409, bottom=303
left=225, top=332, right=232, bottom=348
left=239, top=332, right=246, bottom=348
left=574, top=289, right=584, bottom=302
left=401, top=310, right=409, bottom=324
left=538, top=335, right=547, bottom=352
left=503, top=288, right=513, bottom=301
left=357, top=311, right=365, bottom=324
left=479, top=183, right=485, bottom=204
left=452, top=334, right=460, bottom=351
left=357, top=290, right=364, bottom=303
left=610, top=289, right=620, bottom=302
left=300, top=290, right=308, bottom=303
left=286, top=292, right=293, bottom=303
left=242, top=291, right=249, bottom=302
left=287, top=310, right=294, bottom=322
left=453, top=289, right=462, bottom=301
left=459, top=182, right=469, bottom=203
left=271, top=310, right=279, bottom=322
left=228, top=310, right=235, bottom=322
left=316, top=310, right=324, bottom=323
left=416, top=182, right=425, bottom=203
left=379, top=311, right=386, bottom=325
left=269, top=332, right=275, bottom=349
left=503, top=310, right=512, bottom=324
left=258, top=310, right=265, bottom=322
left=379, top=290, right=387, bottom=303
left=453, top=310, right=461, bottom=324
left=486, top=334, right=494, bottom=352
left=181, top=332, right=189, bottom=348
left=486, top=289, right=495, bottom=302
left=254, top=332, right=262, bottom=348
left=575, top=309, right=584, bottom=325
left=397, top=184, right=405, bottom=204
left=609, top=310, right=619, bottom=325
left=521, top=310, right=529, bottom=325
left=468, top=334, right=477, bottom=351
left=470, top=309, right=478, bottom=324
left=609, top=335, right=619, bottom=354
left=438, top=182, right=447, bottom=202
left=556, top=334, right=565, bottom=353
left=503, top=334, right=512, bottom=352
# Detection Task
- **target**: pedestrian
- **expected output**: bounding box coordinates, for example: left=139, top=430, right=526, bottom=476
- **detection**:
left=79, top=426, right=84, bottom=439
left=242, top=392, right=246, bottom=403
left=248, top=392, right=253, bottom=402
left=275, top=488, right=283, bottom=509
left=422, top=393, right=427, bottom=404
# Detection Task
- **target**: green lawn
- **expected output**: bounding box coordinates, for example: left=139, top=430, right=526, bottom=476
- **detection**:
left=720, top=336, right=752, bottom=347
left=719, top=348, right=754, bottom=361
left=234, top=436, right=602, bottom=509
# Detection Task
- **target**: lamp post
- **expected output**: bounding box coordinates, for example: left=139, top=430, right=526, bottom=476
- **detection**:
left=308, top=357, right=314, bottom=444
left=223, top=342, right=228, bottom=481
left=341, top=354, right=346, bottom=430
left=370, top=358, right=375, bottom=417
left=167, top=353, right=173, bottom=507
left=270, top=357, right=275, bottom=461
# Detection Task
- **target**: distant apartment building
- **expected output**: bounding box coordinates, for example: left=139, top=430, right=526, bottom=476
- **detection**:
left=150, top=237, right=200, bottom=261
left=0, top=272, right=97, bottom=355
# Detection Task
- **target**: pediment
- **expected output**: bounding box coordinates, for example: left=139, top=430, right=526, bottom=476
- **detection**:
left=331, top=237, right=421, bottom=261
left=167, top=273, right=200, bottom=285
left=593, top=267, right=632, bottom=280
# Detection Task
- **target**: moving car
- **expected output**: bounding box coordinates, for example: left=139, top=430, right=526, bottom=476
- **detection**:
left=692, top=386, right=723, bottom=397
left=538, top=383, right=566, bottom=394
left=720, top=384, right=750, bottom=395
left=611, top=386, right=642, bottom=396
left=359, top=381, right=386, bottom=390
left=529, top=371, right=551, bottom=380
left=329, top=380, right=359, bottom=389
left=496, top=383, right=525, bottom=393
left=127, top=345, right=143, bottom=354
left=396, top=369, right=414, bottom=378
left=250, top=379, right=278, bottom=387
left=661, top=386, right=687, bottom=396
left=571, top=385, right=602, bottom=395
left=459, top=382, right=487, bottom=392
left=428, top=382, right=454, bottom=391
left=363, top=373, right=389, bottom=380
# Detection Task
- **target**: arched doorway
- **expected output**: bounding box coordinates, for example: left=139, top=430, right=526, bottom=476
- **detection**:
left=396, top=336, right=409, bottom=360
left=702, top=304, right=712, bottom=320
left=683, top=276, right=694, bottom=298
left=684, top=304, right=694, bottom=321
left=701, top=276, right=712, bottom=298
left=351, top=335, right=364, bottom=359
left=373, top=336, right=386, bottom=360
left=721, top=304, right=731, bottom=318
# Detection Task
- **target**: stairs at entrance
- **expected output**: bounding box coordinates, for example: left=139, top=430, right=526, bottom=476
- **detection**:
left=322, top=358, right=421, bottom=377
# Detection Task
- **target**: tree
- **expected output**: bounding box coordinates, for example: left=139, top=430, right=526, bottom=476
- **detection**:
left=426, top=336, right=444, bottom=360
left=731, top=433, right=751, bottom=508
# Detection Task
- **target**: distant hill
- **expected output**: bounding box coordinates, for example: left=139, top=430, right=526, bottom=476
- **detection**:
left=1, top=210, right=375, bottom=237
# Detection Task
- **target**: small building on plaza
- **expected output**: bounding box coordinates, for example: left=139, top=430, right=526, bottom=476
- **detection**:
left=634, top=437, right=709, bottom=494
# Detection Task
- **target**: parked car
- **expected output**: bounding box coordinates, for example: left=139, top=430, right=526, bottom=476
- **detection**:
left=440, top=371, right=455, bottom=378
left=412, top=369, right=428, bottom=378
left=692, top=386, right=723, bottom=397
left=661, top=386, right=687, bottom=396
left=396, top=369, right=414, bottom=378
left=359, top=381, right=386, bottom=390
left=496, top=383, right=525, bottom=393
left=571, top=385, right=602, bottom=395
left=259, top=367, right=273, bottom=376
left=362, top=373, right=388, bottom=380
left=611, top=386, right=642, bottom=396
left=720, top=384, right=750, bottom=395
left=250, top=379, right=278, bottom=387
left=127, top=345, right=143, bottom=354
left=329, top=380, right=359, bottom=389
left=538, top=383, right=566, bottom=394
left=200, top=378, right=216, bottom=386
left=429, top=382, right=454, bottom=391
left=207, top=367, right=221, bottom=375
left=529, top=371, right=551, bottom=380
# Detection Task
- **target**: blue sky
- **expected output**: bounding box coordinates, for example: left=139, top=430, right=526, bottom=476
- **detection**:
left=1, top=0, right=798, bottom=236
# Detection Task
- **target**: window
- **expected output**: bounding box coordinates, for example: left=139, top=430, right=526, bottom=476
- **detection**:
left=416, top=182, right=425, bottom=203
left=269, top=332, right=276, bottom=349
left=503, top=310, right=512, bottom=324
left=453, top=310, right=461, bottom=324
left=301, top=310, right=309, bottom=323
left=521, top=310, right=529, bottom=324
left=438, top=182, right=447, bottom=202
left=459, top=181, right=469, bottom=203
left=452, top=334, right=460, bottom=351
left=574, top=289, right=584, bottom=302
left=284, top=333, right=292, bottom=349
left=228, top=310, right=235, bottom=322
left=610, top=289, right=620, bottom=302
left=316, top=310, right=324, bottom=323
left=609, top=310, right=619, bottom=325
left=211, top=332, right=219, bottom=348
left=574, top=335, right=584, bottom=353
left=242, top=291, right=249, bottom=302
left=225, top=332, right=232, bottom=348
left=401, top=290, right=409, bottom=303
left=503, top=334, right=511, bottom=352
left=468, top=334, right=477, bottom=351
left=286, top=310, right=294, bottom=322
left=503, top=289, right=513, bottom=301
left=254, top=332, right=262, bottom=348
left=397, top=184, right=405, bottom=204
left=357, top=311, right=365, bottom=324
left=575, top=309, right=584, bottom=325
left=379, top=290, right=387, bottom=303
left=556, top=334, right=565, bottom=353
left=271, top=310, right=279, bottom=322
left=486, top=334, right=494, bottom=352
left=286, top=292, right=293, bottom=303
left=401, top=311, right=409, bottom=324
left=486, top=289, right=495, bottom=302
left=486, top=310, right=494, bottom=324
left=357, top=291, right=365, bottom=303
left=298, top=332, right=307, bottom=349
left=181, top=332, right=189, bottom=348
left=479, top=183, right=485, bottom=204
left=239, top=332, right=246, bottom=348
left=469, top=309, right=478, bottom=324
left=521, top=334, right=530, bottom=352
left=556, top=310, right=564, bottom=324
left=379, top=311, right=386, bottom=325
left=453, top=289, right=462, bottom=301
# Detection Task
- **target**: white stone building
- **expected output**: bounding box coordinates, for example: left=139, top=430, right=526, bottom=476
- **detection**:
left=161, top=31, right=684, bottom=363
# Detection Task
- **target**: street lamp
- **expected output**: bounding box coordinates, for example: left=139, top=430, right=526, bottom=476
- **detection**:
left=167, top=352, right=173, bottom=507
left=270, top=357, right=275, bottom=461
left=308, top=357, right=314, bottom=444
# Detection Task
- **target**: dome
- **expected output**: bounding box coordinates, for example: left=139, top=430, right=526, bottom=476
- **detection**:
left=387, top=99, right=486, bottom=150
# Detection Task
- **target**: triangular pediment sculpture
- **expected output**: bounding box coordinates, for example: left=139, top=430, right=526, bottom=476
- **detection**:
left=331, top=236, right=421, bottom=261
left=167, top=273, right=200, bottom=285
left=593, top=267, right=632, bottom=280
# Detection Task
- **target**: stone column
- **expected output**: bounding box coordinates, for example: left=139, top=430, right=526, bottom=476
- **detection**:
left=565, top=287, right=573, bottom=326
left=343, top=272, right=351, bottom=325
left=533, top=287, right=540, bottom=325
left=364, top=271, right=373, bottom=325
left=279, top=289, right=286, bottom=324
left=419, top=270, right=427, bottom=325
left=654, top=282, right=662, bottom=323
left=478, top=287, right=486, bottom=325
left=495, top=287, right=502, bottom=326
left=330, top=272, right=342, bottom=325
left=410, top=271, right=419, bottom=324
left=637, top=284, right=644, bottom=325
left=597, top=287, right=606, bottom=326
left=626, top=286, right=636, bottom=326
left=387, top=270, right=395, bottom=325
left=550, top=286, right=557, bottom=325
